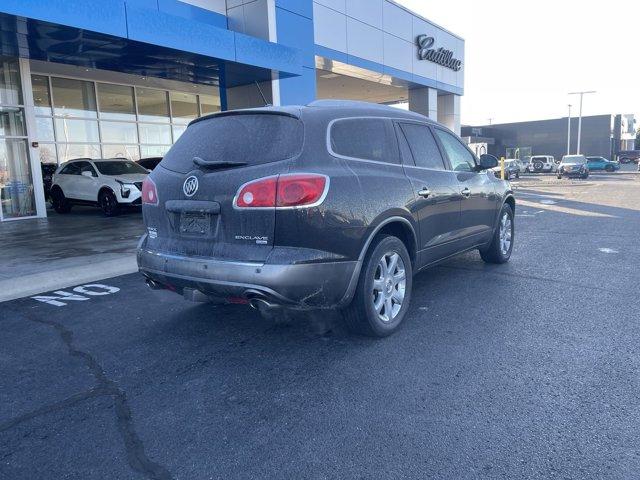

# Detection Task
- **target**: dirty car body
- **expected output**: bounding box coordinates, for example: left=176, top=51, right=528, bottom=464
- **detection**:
left=137, top=100, right=515, bottom=335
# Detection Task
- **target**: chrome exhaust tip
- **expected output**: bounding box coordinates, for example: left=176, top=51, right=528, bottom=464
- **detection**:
left=145, top=278, right=163, bottom=290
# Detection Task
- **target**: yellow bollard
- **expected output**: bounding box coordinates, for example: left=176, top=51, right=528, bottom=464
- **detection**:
left=500, top=157, right=505, bottom=180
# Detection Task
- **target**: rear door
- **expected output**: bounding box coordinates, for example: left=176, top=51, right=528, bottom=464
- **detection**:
left=396, top=122, right=462, bottom=265
left=433, top=127, right=498, bottom=248
left=142, top=112, right=303, bottom=263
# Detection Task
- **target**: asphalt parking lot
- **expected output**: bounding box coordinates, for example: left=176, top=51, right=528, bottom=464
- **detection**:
left=1, top=170, right=639, bottom=480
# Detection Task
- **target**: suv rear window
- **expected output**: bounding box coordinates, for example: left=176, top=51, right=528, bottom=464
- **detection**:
left=160, top=113, right=304, bottom=173
left=330, top=118, right=399, bottom=164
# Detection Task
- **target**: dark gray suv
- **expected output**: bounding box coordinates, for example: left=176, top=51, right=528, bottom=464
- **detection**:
left=138, top=100, right=515, bottom=336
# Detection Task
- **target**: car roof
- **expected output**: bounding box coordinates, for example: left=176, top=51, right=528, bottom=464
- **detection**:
left=191, top=100, right=435, bottom=126
left=64, top=158, right=131, bottom=164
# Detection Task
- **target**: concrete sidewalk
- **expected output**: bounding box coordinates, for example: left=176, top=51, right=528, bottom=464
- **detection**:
left=0, top=207, right=143, bottom=302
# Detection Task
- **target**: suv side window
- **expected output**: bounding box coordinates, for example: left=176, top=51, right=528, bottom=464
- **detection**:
left=330, top=118, right=399, bottom=164
left=60, top=162, right=81, bottom=175
left=78, top=161, right=97, bottom=177
left=399, top=123, right=446, bottom=170
left=434, top=128, right=477, bottom=172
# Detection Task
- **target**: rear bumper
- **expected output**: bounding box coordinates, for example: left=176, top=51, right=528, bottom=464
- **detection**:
left=137, top=239, right=358, bottom=309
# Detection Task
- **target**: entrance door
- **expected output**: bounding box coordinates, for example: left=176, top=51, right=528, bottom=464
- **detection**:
left=0, top=57, right=36, bottom=220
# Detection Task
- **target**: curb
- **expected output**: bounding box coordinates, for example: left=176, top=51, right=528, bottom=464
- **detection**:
left=0, top=256, right=139, bottom=303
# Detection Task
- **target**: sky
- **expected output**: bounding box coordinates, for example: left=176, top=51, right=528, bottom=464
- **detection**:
left=397, top=0, right=640, bottom=127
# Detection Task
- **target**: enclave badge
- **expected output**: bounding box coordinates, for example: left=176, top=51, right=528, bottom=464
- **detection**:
left=183, top=176, right=199, bottom=197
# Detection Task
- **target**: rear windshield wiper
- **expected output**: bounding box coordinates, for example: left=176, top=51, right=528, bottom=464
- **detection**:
left=193, top=157, right=247, bottom=169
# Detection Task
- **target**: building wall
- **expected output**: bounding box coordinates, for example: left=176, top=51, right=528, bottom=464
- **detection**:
left=312, top=0, right=464, bottom=95
left=463, top=115, right=615, bottom=161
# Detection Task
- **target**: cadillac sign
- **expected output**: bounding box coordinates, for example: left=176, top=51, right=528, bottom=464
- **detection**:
left=416, top=35, right=462, bottom=72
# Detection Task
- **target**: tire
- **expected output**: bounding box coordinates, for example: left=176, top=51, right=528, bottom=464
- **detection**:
left=50, top=187, right=72, bottom=214
left=605, top=165, right=614, bottom=172
left=581, top=173, right=589, bottom=179
left=480, top=203, right=514, bottom=264
left=99, top=190, right=120, bottom=216
left=342, top=235, right=413, bottom=337
left=515, top=171, right=520, bottom=179
left=557, top=175, right=562, bottom=179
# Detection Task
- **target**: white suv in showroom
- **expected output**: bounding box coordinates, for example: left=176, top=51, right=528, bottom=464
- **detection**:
left=50, top=158, right=149, bottom=216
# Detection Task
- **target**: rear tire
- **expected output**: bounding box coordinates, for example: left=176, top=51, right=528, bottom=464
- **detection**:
left=342, top=235, right=413, bottom=337
left=51, top=187, right=72, bottom=214
left=480, top=203, right=514, bottom=264
left=99, top=190, right=120, bottom=217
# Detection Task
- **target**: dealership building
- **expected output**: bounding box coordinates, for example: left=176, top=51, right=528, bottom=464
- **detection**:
left=0, top=0, right=464, bottom=222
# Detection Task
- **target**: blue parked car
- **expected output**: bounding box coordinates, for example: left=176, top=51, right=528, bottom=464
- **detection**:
left=586, top=156, right=620, bottom=172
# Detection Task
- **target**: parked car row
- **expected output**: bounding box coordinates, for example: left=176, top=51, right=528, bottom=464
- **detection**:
left=487, top=153, right=625, bottom=180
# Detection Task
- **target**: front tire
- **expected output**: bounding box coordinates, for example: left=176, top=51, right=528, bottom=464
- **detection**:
left=480, top=203, right=514, bottom=264
left=605, top=165, right=614, bottom=172
left=99, top=190, right=120, bottom=216
left=51, top=187, right=72, bottom=214
left=342, top=235, right=413, bottom=337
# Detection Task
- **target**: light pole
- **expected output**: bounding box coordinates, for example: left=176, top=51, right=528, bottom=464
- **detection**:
left=567, top=104, right=572, bottom=156
left=568, top=91, right=596, bottom=154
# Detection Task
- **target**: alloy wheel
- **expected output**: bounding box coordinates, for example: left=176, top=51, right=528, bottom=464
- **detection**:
left=499, top=212, right=512, bottom=255
left=371, top=251, right=406, bottom=323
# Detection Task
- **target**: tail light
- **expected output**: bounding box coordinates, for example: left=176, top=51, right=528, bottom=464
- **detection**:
left=234, top=174, right=328, bottom=209
left=141, top=177, right=159, bottom=205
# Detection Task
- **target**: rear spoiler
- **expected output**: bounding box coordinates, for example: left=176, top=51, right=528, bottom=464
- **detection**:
left=189, top=108, right=302, bottom=127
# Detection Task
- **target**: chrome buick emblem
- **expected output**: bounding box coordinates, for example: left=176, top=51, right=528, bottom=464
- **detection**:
left=183, top=176, right=199, bottom=197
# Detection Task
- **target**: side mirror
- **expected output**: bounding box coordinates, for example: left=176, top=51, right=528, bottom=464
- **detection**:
left=81, top=170, right=93, bottom=178
left=479, top=154, right=499, bottom=170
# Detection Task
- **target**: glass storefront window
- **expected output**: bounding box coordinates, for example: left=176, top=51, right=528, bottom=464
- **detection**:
left=141, top=145, right=171, bottom=158
left=51, top=77, right=97, bottom=118
left=0, top=57, right=23, bottom=106
left=102, top=144, right=140, bottom=161
left=54, top=118, right=99, bottom=143
left=57, top=144, right=101, bottom=162
left=0, top=138, right=36, bottom=218
left=137, top=88, right=169, bottom=123
left=139, top=123, right=171, bottom=145
left=100, top=121, right=138, bottom=143
left=0, top=107, right=27, bottom=137
left=171, top=92, right=198, bottom=124
left=38, top=144, right=58, bottom=164
left=172, top=125, right=187, bottom=141
left=31, top=75, right=52, bottom=115
left=97, top=83, right=136, bottom=121
left=200, top=94, right=221, bottom=115
left=35, top=117, right=55, bottom=142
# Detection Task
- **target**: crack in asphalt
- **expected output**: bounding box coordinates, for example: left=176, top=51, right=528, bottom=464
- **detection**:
left=9, top=313, right=173, bottom=480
